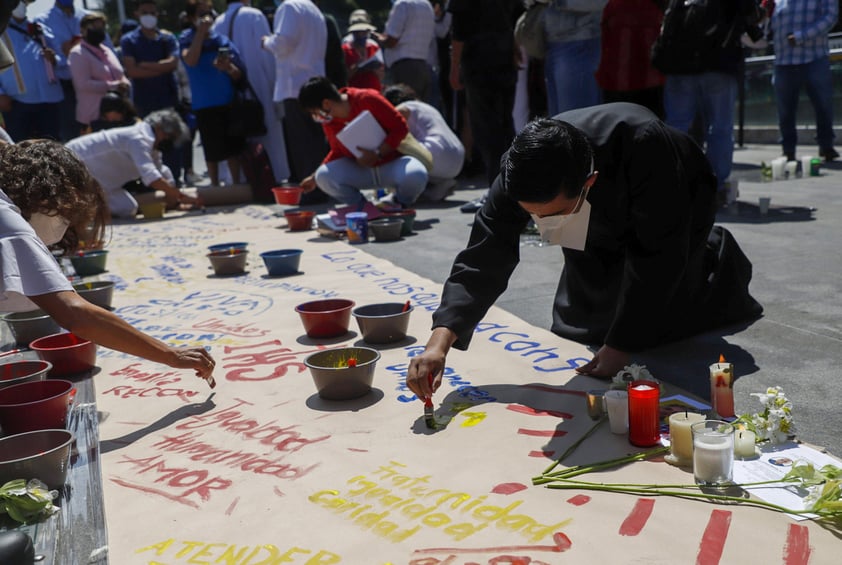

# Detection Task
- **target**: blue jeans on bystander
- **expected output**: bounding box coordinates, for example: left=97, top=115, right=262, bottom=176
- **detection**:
left=314, top=156, right=428, bottom=208
left=664, top=71, right=738, bottom=191
left=774, top=57, right=835, bottom=158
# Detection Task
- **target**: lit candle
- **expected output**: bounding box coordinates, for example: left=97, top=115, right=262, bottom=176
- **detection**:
left=692, top=420, right=735, bottom=486
left=734, top=428, right=757, bottom=458
left=709, top=355, right=735, bottom=418
left=665, top=411, right=705, bottom=466
left=628, top=381, right=660, bottom=447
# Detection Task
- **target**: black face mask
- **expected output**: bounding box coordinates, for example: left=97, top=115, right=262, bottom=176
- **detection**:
left=85, top=28, right=106, bottom=46
left=157, top=139, right=175, bottom=153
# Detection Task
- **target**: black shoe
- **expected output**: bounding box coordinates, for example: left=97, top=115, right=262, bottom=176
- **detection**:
left=820, top=147, right=839, bottom=162
left=460, top=193, right=487, bottom=213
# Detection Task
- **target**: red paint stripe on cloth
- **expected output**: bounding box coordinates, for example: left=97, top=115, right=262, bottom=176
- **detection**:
left=783, top=523, right=812, bottom=565
left=529, top=450, right=555, bottom=458
left=506, top=404, right=573, bottom=419
left=566, top=494, right=591, bottom=506
left=517, top=428, right=568, bottom=437
left=696, top=509, right=732, bottom=565
left=523, top=384, right=587, bottom=397
left=618, top=498, right=655, bottom=536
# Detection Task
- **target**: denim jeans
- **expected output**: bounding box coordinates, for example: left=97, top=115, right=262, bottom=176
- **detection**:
left=664, top=72, right=737, bottom=191
left=774, top=57, right=835, bottom=155
left=314, top=156, right=428, bottom=207
left=544, top=37, right=602, bottom=116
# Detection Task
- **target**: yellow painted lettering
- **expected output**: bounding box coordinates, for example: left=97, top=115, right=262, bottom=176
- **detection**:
left=346, top=480, right=376, bottom=496
left=217, top=544, right=249, bottom=564
left=186, top=542, right=224, bottom=564
left=421, top=513, right=452, bottom=528
left=459, top=412, right=486, bottom=427
left=443, top=521, right=488, bottom=541
left=136, top=539, right=175, bottom=556
left=175, top=541, right=204, bottom=559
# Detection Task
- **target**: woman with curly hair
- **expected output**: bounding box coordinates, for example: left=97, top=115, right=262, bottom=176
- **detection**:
left=0, top=139, right=216, bottom=383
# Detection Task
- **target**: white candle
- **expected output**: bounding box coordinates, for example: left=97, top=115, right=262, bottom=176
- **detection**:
left=604, top=390, right=628, bottom=435
left=693, top=434, right=734, bottom=485
left=734, top=429, right=756, bottom=458
left=666, top=412, right=705, bottom=466
left=709, top=362, right=735, bottom=418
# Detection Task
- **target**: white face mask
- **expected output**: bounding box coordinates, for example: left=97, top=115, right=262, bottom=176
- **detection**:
left=139, top=14, right=157, bottom=30
left=29, top=212, right=71, bottom=245
left=11, top=2, right=27, bottom=20
left=530, top=199, right=591, bottom=251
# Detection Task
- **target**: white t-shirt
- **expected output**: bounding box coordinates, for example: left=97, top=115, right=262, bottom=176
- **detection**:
left=400, top=100, right=465, bottom=180
left=0, top=190, right=72, bottom=312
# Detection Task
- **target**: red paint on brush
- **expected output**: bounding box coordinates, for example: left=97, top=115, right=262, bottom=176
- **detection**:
left=783, top=524, right=812, bottom=565
left=347, top=358, right=357, bottom=367
left=402, top=300, right=411, bottom=312
left=696, top=509, right=732, bottom=565
left=618, top=498, right=655, bottom=536
left=491, top=482, right=528, bottom=495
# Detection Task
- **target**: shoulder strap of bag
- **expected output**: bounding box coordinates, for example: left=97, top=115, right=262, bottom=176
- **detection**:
left=228, top=5, right=244, bottom=42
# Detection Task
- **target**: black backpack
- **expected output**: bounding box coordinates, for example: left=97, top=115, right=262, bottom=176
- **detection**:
left=650, top=0, right=751, bottom=75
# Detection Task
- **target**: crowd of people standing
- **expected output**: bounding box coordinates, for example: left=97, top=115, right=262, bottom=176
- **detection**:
left=0, top=0, right=838, bottom=215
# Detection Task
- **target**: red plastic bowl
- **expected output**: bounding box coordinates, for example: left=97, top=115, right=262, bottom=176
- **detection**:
left=0, top=360, right=52, bottom=390
left=29, top=332, right=97, bottom=377
left=295, top=299, right=355, bottom=339
left=284, top=210, right=315, bottom=231
left=0, top=379, right=76, bottom=434
left=272, top=187, right=303, bottom=206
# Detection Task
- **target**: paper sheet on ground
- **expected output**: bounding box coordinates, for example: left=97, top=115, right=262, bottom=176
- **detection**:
left=733, top=442, right=840, bottom=520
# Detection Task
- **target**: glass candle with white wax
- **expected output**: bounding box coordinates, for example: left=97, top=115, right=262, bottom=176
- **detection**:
left=692, top=420, right=735, bottom=487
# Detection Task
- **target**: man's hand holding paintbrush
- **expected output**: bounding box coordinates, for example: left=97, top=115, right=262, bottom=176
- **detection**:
left=407, top=327, right=459, bottom=425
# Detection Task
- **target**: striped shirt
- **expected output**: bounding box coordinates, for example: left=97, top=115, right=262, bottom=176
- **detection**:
left=771, top=0, right=839, bottom=65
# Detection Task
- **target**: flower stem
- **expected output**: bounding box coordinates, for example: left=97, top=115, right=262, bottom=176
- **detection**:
left=541, top=415, right=607, bottom=475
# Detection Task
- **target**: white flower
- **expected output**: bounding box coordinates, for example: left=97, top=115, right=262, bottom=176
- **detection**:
left=738, top=386, right=796, bottom=444
left=611, top=364, right=657, bottom=390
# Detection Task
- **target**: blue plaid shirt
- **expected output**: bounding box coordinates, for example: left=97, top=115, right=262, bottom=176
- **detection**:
left=771, top=0, right=839, bottom=65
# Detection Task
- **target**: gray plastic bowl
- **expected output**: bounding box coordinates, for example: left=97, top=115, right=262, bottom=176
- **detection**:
left=369, top=218, right=404, bottom=242
left=1, top=309, right=61, bottom=346
left=0, top=429, right=74, bottom=489
left=304, top=347, right=380, bottom=400
left=72, top=280, right=115, bottom=309
left=352, top=302, right=413, bottom=344
left=207, top=249, right=248, bottom=276
left=0, top=360, right=52, bottom=390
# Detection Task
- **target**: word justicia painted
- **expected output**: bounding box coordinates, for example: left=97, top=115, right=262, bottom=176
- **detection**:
left=308, top=461, right=570, bottom=545
left=136, top=538, right=341, bottom=564
left=474, top=322, right=590, bottom=374
left=319, top=250, right=441, bottom=312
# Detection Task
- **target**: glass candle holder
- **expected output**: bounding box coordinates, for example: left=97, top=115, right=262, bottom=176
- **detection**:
left=692, top=420, right=735, bottom=487
left=628, top=380, right=660, bottom=447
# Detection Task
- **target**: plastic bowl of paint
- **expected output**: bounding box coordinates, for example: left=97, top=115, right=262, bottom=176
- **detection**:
left=261, top=249, right=303, bottom=277
left=30, top=332, right=97, bottom=377
left=295, top=298, right=355, bottom=339
left=69, top=250, right=109, bottom=277
left=0, top=429, right=75, bottom=489
left=352, top=302, right=413, bottom=344
left=0, top=379, right=76, bottom=434
left=272, top=187, right=303, bottom=206
left=72, top=280, right=115, bottom=309
left=0, top=360, right=52, bottom=390
left=207, top=249, right=248, bottom=276
left=284, top=210, right=316, bottom=231
left=1, top=309, right=61, bottom=346
left=304, top=346, right=380, bottom=400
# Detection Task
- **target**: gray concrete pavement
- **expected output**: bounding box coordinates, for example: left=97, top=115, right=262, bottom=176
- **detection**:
left=323, top=143, right=842, bottom=457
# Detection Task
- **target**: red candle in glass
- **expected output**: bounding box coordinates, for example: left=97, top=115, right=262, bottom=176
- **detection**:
left=628, top=380, right=661, bottom=447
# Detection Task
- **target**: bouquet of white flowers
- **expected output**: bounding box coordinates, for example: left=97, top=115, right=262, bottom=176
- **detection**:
left=736, top=386, right=795, bottom=444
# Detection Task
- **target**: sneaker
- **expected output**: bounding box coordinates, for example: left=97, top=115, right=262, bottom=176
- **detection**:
left=375, top=192, right=404, bottom=212
left=460, top=191, right=487, bottom=213
left=820, top=147, right=839, bottom=162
